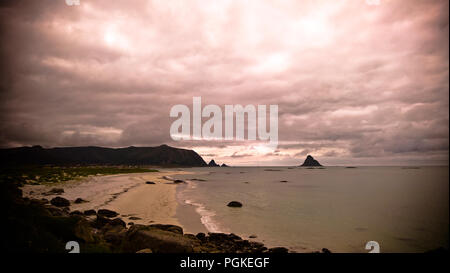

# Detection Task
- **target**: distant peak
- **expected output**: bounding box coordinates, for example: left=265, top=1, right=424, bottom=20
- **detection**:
left=300, top=155, right=322, bottom=167
left=208, top=159, right=219, bottom=167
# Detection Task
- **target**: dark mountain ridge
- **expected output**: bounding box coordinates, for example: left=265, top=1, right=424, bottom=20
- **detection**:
left=0, top=144, right=207, bottom=167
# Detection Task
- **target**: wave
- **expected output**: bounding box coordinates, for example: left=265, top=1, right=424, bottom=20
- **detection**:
left=181, top=181, right=225, bottom=233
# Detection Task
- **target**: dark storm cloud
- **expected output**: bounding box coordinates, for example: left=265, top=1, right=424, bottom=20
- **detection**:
left=0, top=0, right=448, bottom=165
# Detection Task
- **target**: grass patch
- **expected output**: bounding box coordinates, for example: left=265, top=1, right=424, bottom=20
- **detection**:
left=0, top=166, right=158, bottom=185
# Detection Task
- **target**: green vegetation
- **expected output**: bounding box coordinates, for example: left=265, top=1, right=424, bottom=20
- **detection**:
left=0, top=166, right=158, bottom=185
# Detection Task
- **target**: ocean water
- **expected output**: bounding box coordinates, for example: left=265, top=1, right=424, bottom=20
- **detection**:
left=175, top=166, right=449, bottom=253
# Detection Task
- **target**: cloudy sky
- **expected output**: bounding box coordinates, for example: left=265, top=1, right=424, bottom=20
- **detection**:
left=0, top=0, right=448, bottom=166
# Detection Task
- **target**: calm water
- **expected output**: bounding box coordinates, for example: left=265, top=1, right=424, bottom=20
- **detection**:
left=175, top=166, right=449, bottom=253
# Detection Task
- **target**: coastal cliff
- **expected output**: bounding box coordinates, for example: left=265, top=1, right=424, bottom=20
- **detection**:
left=0, top=144, right=207, bottom=167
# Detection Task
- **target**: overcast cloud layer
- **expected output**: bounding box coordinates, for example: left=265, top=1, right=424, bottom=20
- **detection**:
left=0, top=0, right=448, bottom=166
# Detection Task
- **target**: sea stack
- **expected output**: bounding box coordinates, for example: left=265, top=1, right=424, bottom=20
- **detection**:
left=208, top=159, right=220, bottom=167
left=300, top=155, right=322, bottom=167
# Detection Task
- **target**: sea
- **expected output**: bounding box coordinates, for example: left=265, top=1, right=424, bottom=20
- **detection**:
left=174, top=166, right=449, bottom=253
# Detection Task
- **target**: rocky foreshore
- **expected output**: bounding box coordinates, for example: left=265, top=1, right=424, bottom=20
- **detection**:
left=1, top=180, right=310, bottom=253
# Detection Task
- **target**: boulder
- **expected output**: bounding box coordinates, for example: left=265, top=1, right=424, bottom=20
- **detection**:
left=43, top=188, right=64, bottom=196
left=123, top=225, right=194, bottom=253
left=269, top=247, right=289, bottom=253
left=145, top=181, right=156, bottom=184
left=97, top=209, right=118, bottom=218
left=84, top=209, right=96, bottom=216
left=227, top=201, right=243, bottom=207
left=74, top=198, right=88, bottom=204
left=70, top=210, right=83, bottom=216
left=149, top=224, right=183, bottom=234
left=173, top=180, right=185, bottom=184
left=50, top=196, right=70, bottom=207
left=73, top=218, right=95, bottom=243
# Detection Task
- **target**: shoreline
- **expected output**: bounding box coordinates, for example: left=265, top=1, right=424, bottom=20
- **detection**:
left=8, top=170, right=294, bottom=253
left=22, top=169, right=194, bottom=228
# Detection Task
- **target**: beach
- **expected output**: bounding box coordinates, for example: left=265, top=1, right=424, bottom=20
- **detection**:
left=22, top=169, right=198, bottom=230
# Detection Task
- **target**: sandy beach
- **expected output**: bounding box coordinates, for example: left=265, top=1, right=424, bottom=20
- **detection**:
left=22, top=169, right=196, bottom=229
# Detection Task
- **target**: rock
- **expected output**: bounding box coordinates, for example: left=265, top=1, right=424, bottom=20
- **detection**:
left=128, top=222, right=134, bottom=226
left=269, top=247, right=289, bottom=253
left=149, top=224, right=183, bottom=234
left=45, top=206, right=69, bottom=217
left=300, top=155, right=322, bottom=167
left=221, top=163, right=229, bottom=167
left=73, top=218, right=95, bottom=243
left=129, top=216, right=142, bottom=220
left=30, top=198, right=49, bottom=206
left=123, top=225, right=194, bottom=253
left=50, top=196, right=70, bottom=207
left=43, top=188, right=64, bottom=196
left=208, top=160, right=219, bottom=167
left=173, top=179, right=185, bottom=184
left=109, top=218, right=126, bottom=228
left=70, top=210, right=83, bottom=216
left=145, top=181, right=156, bottom=184
left=74, top=198, right=88, bottom=204
left=322, top=248, right=332, bottom=254
left=136, top=248, right=153, bottom=253
left=97, top=209, right=118, bottom=218
left=92, top=215, right=112, bottom=229
left=280, top=180, right=288, bottom=183
left=196, top=233, right=206, bottom=241
left=227, top=201, right=243, bottom=207
left=84, top=209, right=96, bottom=216
left=249, top=234, right=257, bottom=239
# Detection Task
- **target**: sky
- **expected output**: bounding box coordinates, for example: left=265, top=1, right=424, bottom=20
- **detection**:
left=0, top=0, right=448, bottom=166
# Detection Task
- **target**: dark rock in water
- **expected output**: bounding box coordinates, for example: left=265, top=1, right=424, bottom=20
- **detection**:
left=221, top=163, right=229, bottom=167
left=97, top=209, right=118, bottom=218
left=227, top=201, right=243, bottom=207
left=208, top=159, right=220, bottom=167
left=149, top=224, right=183, bottom=234
left=269, top=247, right=289, bottom=253
left=74, top=198, right=88, bottom=204
left=173, top=179, right=185, bottom=184
left=300, top=155, right=322, bottom=167
left=44, top=188, right=64, bottom=196
left=145, top=181, right=156, bottom=184
left=50, top=196, right=70, bottom=207
left=84, top=209, right=96, bottom=216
